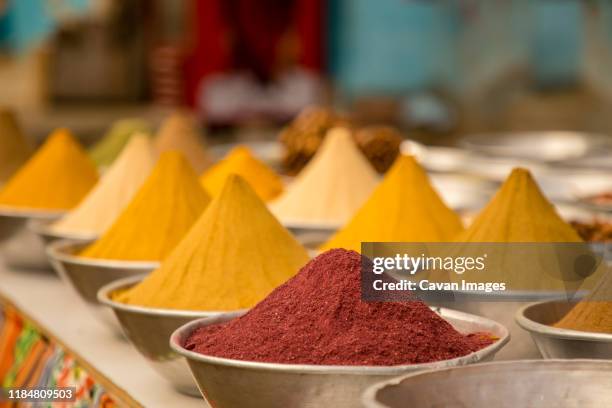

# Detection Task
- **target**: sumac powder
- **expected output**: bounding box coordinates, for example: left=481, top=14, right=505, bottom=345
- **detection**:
left=185, top=249, right=494, bottom=365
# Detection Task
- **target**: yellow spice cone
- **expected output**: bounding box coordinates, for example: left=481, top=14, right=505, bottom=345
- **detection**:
left=116, top=174, right=309, bottom=310
left=0, top=108, right=32, bottom=182
left=555, top=266, right=612, bottom=334
left=321, top=155, right=463, bottom=252
left=0, top=128, right=98, bottom=211
left=80, top=151, right=210, bottom=261
left=51, top=133, right=156, bottom=237
left=154, top=111, right=213, bottom=173
left=201, top=146, right=284, bottom=201
left=270, top=127, right=379, bottom=225
left=439, top=168, right=587, bottom=292
left=455, top=168, right=582, bottom=242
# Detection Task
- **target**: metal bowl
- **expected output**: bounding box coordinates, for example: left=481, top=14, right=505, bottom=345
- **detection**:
left=362, top=359, right=612, bottom=408
left=98, top=275, right=235, bottom=396
left=46, top=240, right=158, bottom=331
left=294, top=231, right=330, bottom=253
left=282, top=219, right=338, bottom=240
left=27, top=218, right=97, bottom=246
left=516, top=300, right=612, bottom=359
left=0, top=207, right=64, bottom=269
left=428, top=284, right=588, bottom=360
left=169, top=307, right=509, bottom=408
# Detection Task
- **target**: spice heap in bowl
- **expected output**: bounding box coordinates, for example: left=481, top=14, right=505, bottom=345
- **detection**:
left=99, top=174, right=309, bottom=394
left=271, top=127, right=378, bottom=234
left=0, top=129, right=98, bottom=268
left=433, top=167, right=597, bottom=359
left=172, top=248, right=508, bottom=408
left=516, top=264, right=612, bottom=359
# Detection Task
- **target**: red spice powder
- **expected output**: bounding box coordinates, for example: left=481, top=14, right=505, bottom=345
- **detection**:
left=185, top=249, right=494, bottom=365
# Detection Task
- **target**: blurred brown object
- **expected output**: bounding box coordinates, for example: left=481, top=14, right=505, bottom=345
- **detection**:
left=352, top=97, right=400, bottom=127
left=0, top=108, right=32, bottom=182
left=279, top=105, right=404, bottom=175
left=353, top=126, right=401, bottom=173
left=279, top=106, right=349, bottom=174
left=571, top=219, right=612, bottom=242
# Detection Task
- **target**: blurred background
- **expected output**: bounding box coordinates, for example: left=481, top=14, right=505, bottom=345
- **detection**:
left=1, top=0, right=612, bottom=145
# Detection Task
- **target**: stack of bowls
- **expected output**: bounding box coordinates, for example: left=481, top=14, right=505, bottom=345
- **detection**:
left=0, top=207, right=64, bottom=269
left=47, top=240, right=158, bottom=331
left=97, top=276, right=236, bottom=395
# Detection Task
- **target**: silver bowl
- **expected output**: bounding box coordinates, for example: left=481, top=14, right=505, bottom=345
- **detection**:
left=516, top=300, right=612, bottom=359
left=98, top=276, right=234, bottom=396
left=282, top=220, right=338, bottom=241
left=47, top=240, right=158, bottom=331
left=431, top=290, right=573, bottom=360
left=362, top=359, right=612, bottom=408
left=169, top=307, right=509, bottom=408
left=28, top=218, right=97, bottom=246
left=0, top=207, right=64, bottom=269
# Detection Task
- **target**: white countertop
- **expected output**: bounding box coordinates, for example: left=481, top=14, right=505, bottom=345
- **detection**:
left=0, top=262, right=204, bottom=408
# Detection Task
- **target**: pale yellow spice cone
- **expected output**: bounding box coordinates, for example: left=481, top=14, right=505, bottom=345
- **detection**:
left=270, top=127, right=379, bottom=225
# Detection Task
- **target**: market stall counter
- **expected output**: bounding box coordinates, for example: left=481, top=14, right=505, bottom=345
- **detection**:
left=0, top=262, right=203, bottom=408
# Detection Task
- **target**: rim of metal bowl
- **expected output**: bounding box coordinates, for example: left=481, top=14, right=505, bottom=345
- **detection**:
left=46, top=239, right=161, bottom=269
left=441, top=289, right=583, bottom=302
left=97, top=275, right=240, bottom=319
left=0, top=206, right=66, bottom=220
left=280, top=217, right=342, bottom=232
left=27, top=218, right=98, bottom=242
left=169, top=307, right=510, bottom=375
left=515, top=301, right=612, bottom=342
left=361, top=358, right=612, bottom=408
